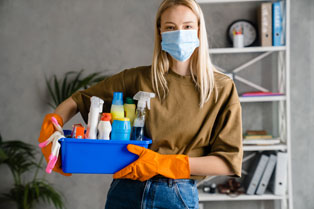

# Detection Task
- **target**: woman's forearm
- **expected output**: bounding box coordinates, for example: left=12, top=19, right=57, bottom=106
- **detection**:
left=54, top=97, right=78, bottom=124
left=188, top=156, right=234, bottom=176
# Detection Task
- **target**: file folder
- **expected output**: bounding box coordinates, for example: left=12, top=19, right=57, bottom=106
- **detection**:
left=256, top=154, right=277, bottom=195
left=258, top=2, right=272, bottom=46
left=272, top=1, right=284, bottom=46
left=244, top=154, right=269, bottom=195
left=269, top=152, right=288, bottom=195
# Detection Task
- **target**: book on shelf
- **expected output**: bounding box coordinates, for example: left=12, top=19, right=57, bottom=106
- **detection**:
left=246, top=130, right=268, bottom=135
left=243, top=138, right=281, bottom=145
left=243, top=130, right=280, bottom=145
left=241, top=91, right=284, bottom=97
left=244, top=134, right=273, bottom=139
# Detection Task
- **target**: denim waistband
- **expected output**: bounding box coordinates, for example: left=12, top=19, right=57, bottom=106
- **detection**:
left=150, top=175, right=196, bottom=183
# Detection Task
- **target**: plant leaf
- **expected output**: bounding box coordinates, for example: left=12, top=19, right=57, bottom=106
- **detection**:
left=53, top=75, right=61, bottom=106
left=63, top=71, right=75, bottom=100
left=45, top=76, right=58, bottom=109
left=0, top=147, right=8, bottom=163
left=77, top=73, right=98, bottom=89
left=0, top=140, right=37, bottom=177
left=0, top=137, right=65, bottom=209
left=23, top=184, right=29, bottom=209
left=60, top=74, right=68, bottom=103
left=70, top=70, right=83, bottom=93
left=45, top=69, right=108, bottom=107
left=32, top=180, right=65, bottom=209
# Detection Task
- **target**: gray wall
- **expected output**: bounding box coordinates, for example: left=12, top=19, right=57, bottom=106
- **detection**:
left=0, top=0, right=313, bottom=209
left=290, top=1, right=314, bottom=209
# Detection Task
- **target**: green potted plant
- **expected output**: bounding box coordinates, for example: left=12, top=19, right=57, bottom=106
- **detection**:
left=0, top=135, right=65, bottom=209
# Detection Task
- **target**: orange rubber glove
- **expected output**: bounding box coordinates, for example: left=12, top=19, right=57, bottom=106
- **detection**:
left=113, top=144, right=190, bottom=181
left=38, top=113, right=71, bottom=176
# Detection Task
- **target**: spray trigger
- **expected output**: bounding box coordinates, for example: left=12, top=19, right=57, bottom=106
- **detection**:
left=133, top=91, right=155, bottom=109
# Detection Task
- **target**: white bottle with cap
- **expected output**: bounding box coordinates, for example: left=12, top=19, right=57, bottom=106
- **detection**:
left=98, top=113, right=112, bottom=140
left=131, top=91, right=155, bottom=141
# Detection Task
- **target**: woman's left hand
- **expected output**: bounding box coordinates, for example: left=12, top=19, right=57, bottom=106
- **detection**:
left=113, top=144, right=190, bottom=182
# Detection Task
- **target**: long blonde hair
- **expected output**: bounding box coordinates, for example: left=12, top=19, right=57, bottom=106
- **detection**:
left=151, top=0, right=216, bottom=107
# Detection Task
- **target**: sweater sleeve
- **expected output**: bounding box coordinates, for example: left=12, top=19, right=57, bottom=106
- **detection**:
left=71, top=70, right=127, bottom=123
left=208, top=82, right=243, bottom=178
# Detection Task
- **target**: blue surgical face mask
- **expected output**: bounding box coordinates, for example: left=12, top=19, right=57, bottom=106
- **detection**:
left=161, top=30, right=200, bottom=62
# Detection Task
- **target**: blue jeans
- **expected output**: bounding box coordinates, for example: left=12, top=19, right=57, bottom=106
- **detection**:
left=105, top=177, right=199, bottom=209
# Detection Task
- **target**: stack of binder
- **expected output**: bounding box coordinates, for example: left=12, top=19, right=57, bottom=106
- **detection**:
left=258, top=1, right=285, bottom=47
left=244, top=152, right=288, bottom=195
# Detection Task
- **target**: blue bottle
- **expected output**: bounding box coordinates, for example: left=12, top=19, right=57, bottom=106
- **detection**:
left=111, top=118, right=131, bottom=140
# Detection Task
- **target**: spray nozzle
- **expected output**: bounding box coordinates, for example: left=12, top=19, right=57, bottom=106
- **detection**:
left=133, top=91, right=155, bottom=110
left=90, top=96, right=104, bottom=113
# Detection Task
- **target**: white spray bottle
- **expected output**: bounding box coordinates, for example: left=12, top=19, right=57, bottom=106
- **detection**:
left=131, top=91, right=155, bottom=141
left=86, top=96, right=104, bottom=139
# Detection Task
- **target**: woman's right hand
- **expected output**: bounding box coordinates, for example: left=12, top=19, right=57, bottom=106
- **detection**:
left=38, top=113, right=72, bottom=176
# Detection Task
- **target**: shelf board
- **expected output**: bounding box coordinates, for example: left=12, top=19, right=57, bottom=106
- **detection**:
left=239, top=95, right=286, bottom=102
left=209, top=46, right=286, bottom=54
left=197, top=0, right=273, bottom=4
left=198, top=191, right=286, bottom=201
left=243, top=144, right=287, bottom=151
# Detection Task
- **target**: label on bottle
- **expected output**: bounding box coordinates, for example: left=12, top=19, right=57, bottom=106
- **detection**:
left=111, top=105, right=124, bottom=120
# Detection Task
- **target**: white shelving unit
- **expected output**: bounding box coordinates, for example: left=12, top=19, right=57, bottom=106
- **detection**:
left=239, top=95, right=286, bottom=102
left=198, top=0, right=274, bottom=3
left=197, top=0, right=293, bottom=209
left=198, top=191, right=287, bottom=201
left=243, top=144, right=287, bottom=152
left=209, top=46, right=286, bottom=54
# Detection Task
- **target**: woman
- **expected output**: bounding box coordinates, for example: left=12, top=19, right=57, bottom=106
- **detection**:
left=38, top=0, right=243, bottom=208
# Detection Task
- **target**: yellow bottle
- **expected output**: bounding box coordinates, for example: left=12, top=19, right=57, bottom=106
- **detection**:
left=124, top=97, right=136, bottom=126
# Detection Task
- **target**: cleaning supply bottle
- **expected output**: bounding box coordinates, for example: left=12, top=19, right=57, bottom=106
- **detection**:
left=86, top=96, right=104, bottom=139
left=98, top=113, right=112, bottom=140
left=111, top=118, right=131, bottom=140
left=131, top=91, right=155, bottom=141
left=124, top=97, right=136, bottom=126
left=110, top=92, right=124, bottom=121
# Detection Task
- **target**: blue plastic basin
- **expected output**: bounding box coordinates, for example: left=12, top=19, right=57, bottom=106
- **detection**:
left=59, top=131, right=152, bottom=174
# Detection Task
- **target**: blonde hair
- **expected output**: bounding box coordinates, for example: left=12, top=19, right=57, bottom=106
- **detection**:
left=151, top=0, right=216, bottom=107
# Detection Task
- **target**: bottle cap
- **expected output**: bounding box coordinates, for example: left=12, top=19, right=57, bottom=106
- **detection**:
left=112, top=92, right=123, bottom=105
left=125, top=97, right=135, bottom=104
left=101, top=113, right=112, bottom=121
left=114, top=117, right=130, bottom=121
